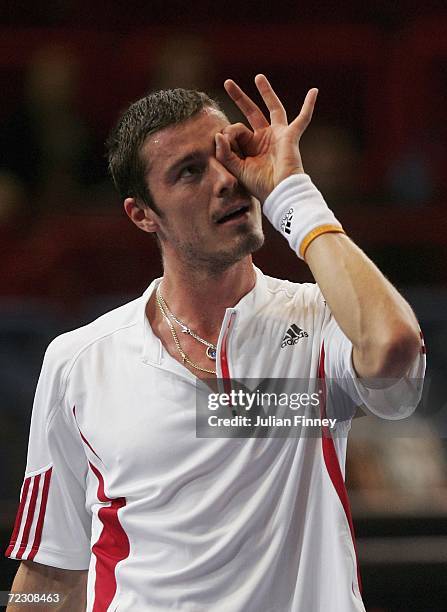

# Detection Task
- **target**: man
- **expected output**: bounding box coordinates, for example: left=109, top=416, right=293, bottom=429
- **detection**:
left=6, top=75, right=425, bottom=611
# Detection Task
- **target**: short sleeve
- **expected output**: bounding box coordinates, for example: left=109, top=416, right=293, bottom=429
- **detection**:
left=321, top=311, right=426, bottom=421
left=5, top=343, right=91, bottom=570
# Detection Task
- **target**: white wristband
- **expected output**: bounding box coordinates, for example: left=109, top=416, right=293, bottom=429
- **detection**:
left=263, top=174, right=344, bottom=259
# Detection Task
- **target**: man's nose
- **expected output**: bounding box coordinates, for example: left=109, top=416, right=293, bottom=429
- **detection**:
left=211, top=158, right=239, bottom=197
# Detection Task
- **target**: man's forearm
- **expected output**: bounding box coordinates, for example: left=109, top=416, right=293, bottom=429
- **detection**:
left=7, top=561, right=87, bottom=612
left=305, top=230, right=421, bottom=379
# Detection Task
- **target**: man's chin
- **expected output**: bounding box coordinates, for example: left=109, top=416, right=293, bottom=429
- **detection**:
left=210, top=229, right=265, bottom=270
left=171, top=227, right=265, bottom=275
left=238, top=227, right=265, bottom=256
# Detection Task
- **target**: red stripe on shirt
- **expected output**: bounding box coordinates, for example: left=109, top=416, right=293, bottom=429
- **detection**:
left=16, top=475, right=41, bottom=559
left=220, top=314, right=233, bottom=384
left=89, top=461, right=130, bottom=612
left=318, top=342, right=362, bottom=593
left=220, top=314, right=235, bottom=415
left=5, top=476, right=31, bottom=557
left=73, top=406, right=103, bottom=461
left=28, top=468, right=52, bottom=561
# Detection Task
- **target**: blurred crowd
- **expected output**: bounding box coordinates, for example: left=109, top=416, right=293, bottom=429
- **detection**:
left=0, top=45, right=108, bottom=223
left=0, top=32, right=446, bottom=226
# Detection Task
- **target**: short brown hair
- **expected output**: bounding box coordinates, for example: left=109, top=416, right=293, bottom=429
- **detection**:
left=106, top=88, right=221, bottom=210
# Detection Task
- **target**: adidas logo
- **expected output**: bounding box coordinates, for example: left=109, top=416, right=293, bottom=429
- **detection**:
left=281, top=324, right=309, bottom=348
left=280, top=208, right=294, bottom=235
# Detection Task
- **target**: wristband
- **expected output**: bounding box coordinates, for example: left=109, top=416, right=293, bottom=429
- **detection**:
left=263, top=174, right=345, bottom=260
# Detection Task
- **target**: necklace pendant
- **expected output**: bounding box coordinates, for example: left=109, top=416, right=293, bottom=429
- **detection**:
left=206, top=346, right=217, bottom=360
left=181, top=326, right=190, bottom=334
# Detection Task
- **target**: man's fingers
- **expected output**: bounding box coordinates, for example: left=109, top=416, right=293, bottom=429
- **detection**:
left=221, top=122, right=253, bottom=154
left=215, top=133, right=243, bottom=177
left=254, top=74, right=288, bottom=126
left=290, top=88, right=319, bottom=137
left=224, top=79, right=269, bottom=130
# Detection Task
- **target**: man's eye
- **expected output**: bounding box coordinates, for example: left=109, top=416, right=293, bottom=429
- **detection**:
left=179, top=165, right=203, bottom=179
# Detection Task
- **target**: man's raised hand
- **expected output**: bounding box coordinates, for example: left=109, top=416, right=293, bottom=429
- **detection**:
left=215, top=74, right=318, bottom=202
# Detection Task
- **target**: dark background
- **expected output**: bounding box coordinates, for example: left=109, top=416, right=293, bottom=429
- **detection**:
left=0, top=2, right=447, bottom=610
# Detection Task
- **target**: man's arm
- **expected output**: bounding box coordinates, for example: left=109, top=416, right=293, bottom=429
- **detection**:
left=217, top=74, right=421, bottom=380
left=7, top=561, right=87, bottom=612
left=304, top=231, right=420, bottom=379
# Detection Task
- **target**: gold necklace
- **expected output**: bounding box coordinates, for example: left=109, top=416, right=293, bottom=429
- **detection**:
left=156, top=289, right=217, bottom=375
left=156, top=287, right=217, bottom=360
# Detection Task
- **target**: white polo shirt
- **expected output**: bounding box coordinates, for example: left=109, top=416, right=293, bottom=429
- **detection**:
left=6, top=269, right=425, bottom=611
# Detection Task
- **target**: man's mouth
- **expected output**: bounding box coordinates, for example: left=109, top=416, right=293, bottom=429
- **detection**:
left=216, top=204, right=250, bottom=224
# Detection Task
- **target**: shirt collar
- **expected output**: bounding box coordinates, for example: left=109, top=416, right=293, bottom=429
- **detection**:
left=139, top=266, right=270, bottom=364
left=141, top=276, right=163, bottom=364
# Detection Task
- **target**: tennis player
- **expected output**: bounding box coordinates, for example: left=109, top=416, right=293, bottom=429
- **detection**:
left=6, top=75, right=425, bottom=611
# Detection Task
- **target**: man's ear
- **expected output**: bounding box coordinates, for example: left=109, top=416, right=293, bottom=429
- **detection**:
left=124, top=197, right=159, bottom=233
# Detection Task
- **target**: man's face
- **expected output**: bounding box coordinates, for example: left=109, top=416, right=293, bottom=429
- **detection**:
left=140, top=108, right=264, bottom=273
